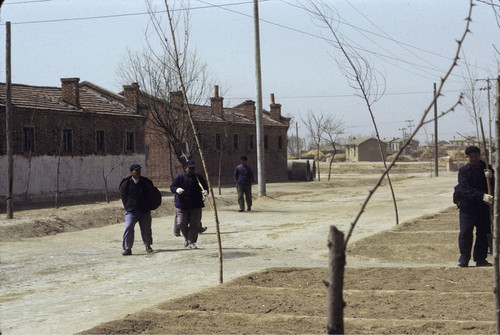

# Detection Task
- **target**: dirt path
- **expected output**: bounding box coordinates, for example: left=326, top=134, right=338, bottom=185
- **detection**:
left=0, top=169, right=456, bottom=334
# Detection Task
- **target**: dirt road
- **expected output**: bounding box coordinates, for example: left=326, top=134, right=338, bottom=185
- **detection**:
left=0, top=167, right=456, bottom=334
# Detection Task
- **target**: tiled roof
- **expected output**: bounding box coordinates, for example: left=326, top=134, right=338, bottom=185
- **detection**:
left=0, top=81, right=289, bottom=126
left=190, top=104, right=288, bottom=126
left=0, top=82, right=142, bottom=117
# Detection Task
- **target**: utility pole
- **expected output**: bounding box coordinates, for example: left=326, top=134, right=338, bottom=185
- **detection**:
left=253, top=0, right=266, bottom=196
left=405, top=119, right=414, bottom=135
left=6, top=21, right=13, bottom=219
left=433, top=82, right=438, bottom=177
left=477, top=78, right=493, bottom=162
left=295, top=121, right=299, bottom=157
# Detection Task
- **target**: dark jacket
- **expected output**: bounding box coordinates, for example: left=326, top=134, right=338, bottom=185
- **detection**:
left=119, top=176, right=155, bottom=213
left=170, top=172, right=208, bottom=210
left=457, top=160, right=494, bottom=212
left=234, top=164, right=254, bottom=185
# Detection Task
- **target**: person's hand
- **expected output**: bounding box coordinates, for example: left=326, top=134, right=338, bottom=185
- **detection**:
left=485, top=169, right=493, bottom=179
left=202, top=190, right=209, bottom=196
left=176, top=187, right=184, bottom=195
left=483, top=194, right=493, bottom=205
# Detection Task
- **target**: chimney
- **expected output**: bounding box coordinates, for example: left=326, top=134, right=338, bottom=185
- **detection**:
left=61, top=78, right=80, bottom=107
left=170, top=91, right=184, bottom=106
left=123, top=82, right=140, bottom=111
left=240, top=100, right=255, bottom=120
left=269, top=93, right=282, bottom=121
left=210, top=85, right=224, bottom=118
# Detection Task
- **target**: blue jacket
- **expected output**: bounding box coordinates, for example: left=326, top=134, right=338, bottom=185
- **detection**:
left=170, top=172, right=208, bottom=209
left=234, top=164, right=254, bottom=185
left=458, top=160, right=494, bottom=212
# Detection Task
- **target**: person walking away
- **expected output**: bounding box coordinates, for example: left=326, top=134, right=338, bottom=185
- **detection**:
left=457, top=146, right=494, bottom=267
left=119, top=164, right=157, bottom=256
left=234, top=156, right=254, bottom=212
left=170, top=160, right=209, bottom=249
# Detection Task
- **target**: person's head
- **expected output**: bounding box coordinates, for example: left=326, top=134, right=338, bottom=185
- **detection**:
left=130, top=163, right=142, bottom=178
left=240, top=156, right=248, bottom=165
left=465, top=146, right=481, bottom=166
left=183, top=160, right=196, bottom=175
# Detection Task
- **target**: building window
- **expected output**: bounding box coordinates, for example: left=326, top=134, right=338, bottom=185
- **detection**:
left=249, top=134, right=254, bottom=150
left=62, top=129, right=73, bottom=153
left=215, top=133, right=221, bottom=151
left=278, top=135, right=283, bottom=150
left=233, top=134, right=239, bottom=150
left=126, top=132, right=135, bottom=152
left=23, top=127, right=35, bottom=153
left=264, top=135, right=269, bottom=150
left=96, top=130, right=105, bottom=153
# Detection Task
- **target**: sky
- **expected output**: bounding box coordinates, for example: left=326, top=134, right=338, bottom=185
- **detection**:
left=0, top=0, right=498, bottom=144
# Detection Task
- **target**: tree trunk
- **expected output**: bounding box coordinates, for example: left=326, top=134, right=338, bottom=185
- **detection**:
left=326, top=226, right=345, bottom=334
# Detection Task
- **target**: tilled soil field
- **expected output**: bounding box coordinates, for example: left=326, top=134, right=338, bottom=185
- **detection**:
left=79, top=207, right=495, bottom=334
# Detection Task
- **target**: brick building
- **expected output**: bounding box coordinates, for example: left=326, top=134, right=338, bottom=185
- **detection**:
left=122, top=84, right=291, bottom=187
left=1, top=79, right=290, bottom=204
left=0, top=78, right=146, bottom=204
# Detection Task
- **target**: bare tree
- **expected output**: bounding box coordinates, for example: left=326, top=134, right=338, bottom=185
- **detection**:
left=462, top=55, right=485, bottom=140
left=323, top=116, right=345, bottom=181
left=116, top=0, right=216, bottom=167
left=302, top=110, right=327, bottom=181
left=151, top=0, right=224, bottom=283
left=306, top=0, right=399, bottom=225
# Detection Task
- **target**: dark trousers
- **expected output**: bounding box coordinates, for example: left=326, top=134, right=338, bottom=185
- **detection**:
left=237, top=183, right=252, bottom=210
left=459, top=209, right=491, bottom=263
left=122, top=211, right=152, bottom=250
left=176, top=207, right=202, bottom=243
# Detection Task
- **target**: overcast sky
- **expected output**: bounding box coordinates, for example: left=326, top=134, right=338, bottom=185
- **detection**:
left=0, top=0, right=498, bottom=143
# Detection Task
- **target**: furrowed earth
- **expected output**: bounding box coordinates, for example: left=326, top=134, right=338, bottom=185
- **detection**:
left=0, top=162, right=495, bottom=334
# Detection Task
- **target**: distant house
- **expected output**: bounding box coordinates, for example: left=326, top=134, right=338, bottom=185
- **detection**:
left=388, top=137, right=419, bottom=154
left=345, top=137, right=387, bottom=162
left=448, top=136, right=478, bottom=150
left=0, top=78, right=146, bottom=203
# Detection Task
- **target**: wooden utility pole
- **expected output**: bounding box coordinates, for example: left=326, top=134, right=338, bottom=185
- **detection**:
left=6, top=21, right=13, bottom=219
left=494, top=75, right=500, bottom=335
left=433, top=82, right=439, bottom=177
left=253, top=0, right=266, bottom=196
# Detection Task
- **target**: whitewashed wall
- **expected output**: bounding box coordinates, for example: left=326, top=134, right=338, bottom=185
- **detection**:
left=0, top=154, right=146, bottom=203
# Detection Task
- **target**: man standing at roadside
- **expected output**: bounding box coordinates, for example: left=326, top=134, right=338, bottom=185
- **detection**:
left=234, top=156, right=254, bottom=212
left=119, top=164, right=156, bottom=256
left=457, top=145, right=494, bottom=267
left=170, top=160, right=208, bottom=249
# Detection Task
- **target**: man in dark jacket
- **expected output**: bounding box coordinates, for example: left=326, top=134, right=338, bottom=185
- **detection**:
left=457, top=146, right=494, bottom=267
left=119, top=163, right=156, bottom=256
left=170, top=160, right=208, bottom=249
left=234, top=156, right=255, bottom=212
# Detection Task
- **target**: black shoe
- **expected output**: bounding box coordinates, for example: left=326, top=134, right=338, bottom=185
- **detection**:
left=146, top=245, right=153, bottom=253
left=238, top=209, right=244, bottom=212
left=247, top=206, right=251, bottom=211
left=122, top=249, right=132, bottom=256
left=458, top=261, right=469, bottom=267
left=174, top=232, right=181, bottom=237
left=476, top=260, right=492, bottom=267
left=199, top=226, right=207, bottom=233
